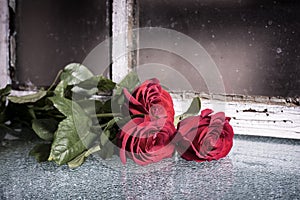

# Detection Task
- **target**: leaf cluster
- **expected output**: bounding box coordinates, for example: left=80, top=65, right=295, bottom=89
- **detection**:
left=0, top=63, right=141, bottom=168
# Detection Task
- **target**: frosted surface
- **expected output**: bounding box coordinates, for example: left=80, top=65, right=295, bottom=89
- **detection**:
left=0, top=136, right=299, bottom=199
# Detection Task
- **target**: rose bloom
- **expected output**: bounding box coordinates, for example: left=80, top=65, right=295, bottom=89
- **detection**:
left=123, top=78, right=175, bottom=121
left=119, top=79, right=176, bottom=165
left=176, top=109, right=234, bottom=162
left=119, top=117, right=176, bottom=165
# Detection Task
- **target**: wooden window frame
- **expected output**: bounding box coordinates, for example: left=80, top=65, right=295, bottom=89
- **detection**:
left=0, top=0, right=10, bottom=88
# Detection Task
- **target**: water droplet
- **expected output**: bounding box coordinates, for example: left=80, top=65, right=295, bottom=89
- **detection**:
left=170, top=22, right=177, bottom=28
left=212, top=34, right=215, bottom=38
left=268, top=20, right=273, bottom=25
left=4, top=120, right=11, bottom=125
left=276, top=48, right=282, bottom=54
left=249, top=43, right=252, bottom=47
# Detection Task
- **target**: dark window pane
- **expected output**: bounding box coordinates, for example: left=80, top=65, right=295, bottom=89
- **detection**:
left=15, top=0, right=110, bottom=88
left=139, top=0, right=300, bottom=96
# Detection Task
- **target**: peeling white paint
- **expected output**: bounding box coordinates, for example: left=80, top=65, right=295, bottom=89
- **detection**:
left=0, top=0, right=10, bottom=88
left=171, top=93, right=300, bottom=140
left=112, top=0, right=130, bottom=83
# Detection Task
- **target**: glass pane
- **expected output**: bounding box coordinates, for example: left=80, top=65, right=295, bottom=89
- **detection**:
left=138, top=0, right=300, bottom=97
left=15, top=0, right=110, bottom=88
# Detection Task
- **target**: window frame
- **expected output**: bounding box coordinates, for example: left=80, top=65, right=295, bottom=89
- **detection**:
left=0, top=0, right=299, bottom=140
left=0, top=0, right=10, bottom=88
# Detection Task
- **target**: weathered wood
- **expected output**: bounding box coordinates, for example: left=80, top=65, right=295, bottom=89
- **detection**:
left=0, top=0, right=10, bottom=88
left=112, top=0, right=130, bottom=83
left=112, top=0, right=138, bottom=83
left=171, top=93, right=300, bottom=140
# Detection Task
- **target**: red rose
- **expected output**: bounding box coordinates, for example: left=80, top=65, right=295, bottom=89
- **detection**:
left=123, top=78, right=175, bottom=121
left=176, top=109, right=234, bottom=162
left=119, top=117, right=176, bottom=165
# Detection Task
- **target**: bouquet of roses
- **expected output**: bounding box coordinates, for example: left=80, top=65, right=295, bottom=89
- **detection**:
left=0, top=63, right=234, bottom=168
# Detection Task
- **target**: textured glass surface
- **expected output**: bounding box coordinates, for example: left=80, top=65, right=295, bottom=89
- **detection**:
left=0, top=136, right=299, bottom=199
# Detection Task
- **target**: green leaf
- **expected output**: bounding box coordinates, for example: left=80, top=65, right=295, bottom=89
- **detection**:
left=60, top=63, right=94, bottom=85
left=54, top=63, right=94, bottom=97
left=28, top=108, right=36, bottom=119
left=73, top=76, right=100, bottom=90
left=76, top=99, right=104, bottom=115
left=174, top=97, right=201, bottom=126
left=32, top=118, right=58, bottom=141
left=100, top=117, right=121, bottom=146
left=76, top=75, right=115, bottom=92
left=67, top=145, right=100, bottom=169
left=8, top=90, right=47, bottom=104
left=71, top=86, right=98, bottom=96
left=101, top=99, right=113, bottom=113
left=114, top=71, right=140, bottom=95
left=97, top=76, right=116, bottom=93
left=71, top=76, right=115, bottom=98
left=48, top=117, right=86, bottom=165
left=184, top=97, right=201, bottom=115
left=113, top=71, right=140, bottom=106
left=29, top=143, right=52, bottom=162
left=0, top=85, right=11, bottom=98
left=54, top=81, right=67, bottom=97
left=48, top=96, right=96, bottom=165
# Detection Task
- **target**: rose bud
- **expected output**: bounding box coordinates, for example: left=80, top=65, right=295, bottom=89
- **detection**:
left=176, top=109, right=234, bottom=162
